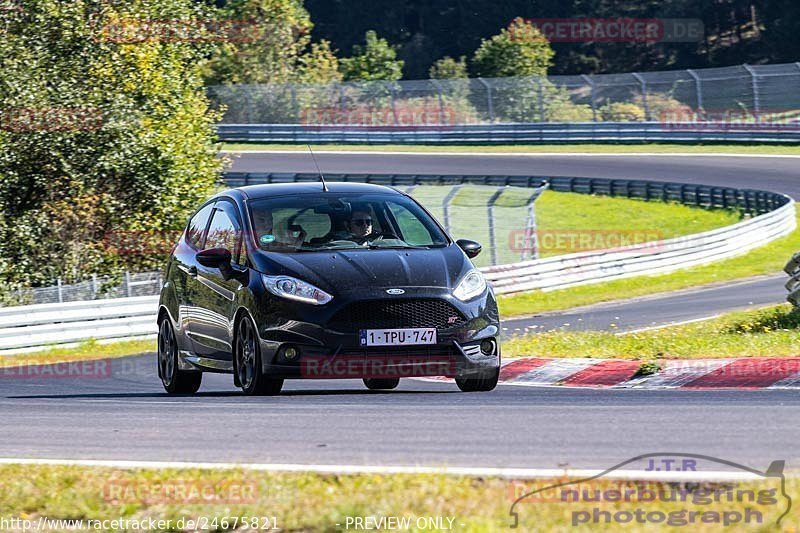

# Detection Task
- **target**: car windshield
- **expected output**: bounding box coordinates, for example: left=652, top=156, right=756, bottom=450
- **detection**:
left=247, top=192, right=449, bottom=253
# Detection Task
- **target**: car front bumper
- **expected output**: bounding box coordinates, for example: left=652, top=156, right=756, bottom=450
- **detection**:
left=254, top=289, right=500, bottom=380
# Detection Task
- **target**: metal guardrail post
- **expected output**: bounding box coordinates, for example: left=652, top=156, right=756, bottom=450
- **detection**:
left=487, top=187, right=506, bottom=266
left=581, top=75, right=597, bottom=122
left=56, top=278, right=63, bottom=303
left=442, top=184, right=463, bottom=235
left=245, top=87, right=255, bottom=124
left=521, top=182, right=549, bottom=261
left=125, top=271, right=132, bottom=298
left=477, top=78, right=494, bottom=123
left=536, top=77, right=545, bottom=122
left=742, top=64, right=761, bottom=116
left=91, top=274, right=98, bottom=299
left=339, top=86, right=347, bottom=125
left=290, top=85, right=299, bottom=122
left=385, top=82, right=399, bottom=125
left=687, top=69, right=704, bottom=116
left=430, top=79, right=447, bottom=124
left=632, top=72, right=649, bottom=120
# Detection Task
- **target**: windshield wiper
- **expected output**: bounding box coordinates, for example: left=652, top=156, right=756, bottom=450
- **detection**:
left=367, top=243, right=428, bottom=250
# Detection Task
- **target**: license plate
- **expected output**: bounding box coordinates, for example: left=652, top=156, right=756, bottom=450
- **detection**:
left=360, top=328, right=437, bottom=346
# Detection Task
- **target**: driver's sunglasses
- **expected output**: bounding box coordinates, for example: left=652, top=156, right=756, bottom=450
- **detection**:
left=352, top=218, right=372, bottom=227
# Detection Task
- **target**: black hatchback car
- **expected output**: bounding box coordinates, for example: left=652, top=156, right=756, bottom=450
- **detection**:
left=157, top=182, right=501, bottom=395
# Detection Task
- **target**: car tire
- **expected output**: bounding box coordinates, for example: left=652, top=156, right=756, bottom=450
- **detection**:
left=455, top=368, right=499, bottom=392
left=363, top=378, right=400, bottom=390
left=158, top=316, right=202, bottom=394
left=235, top=316, right=284, bottom=396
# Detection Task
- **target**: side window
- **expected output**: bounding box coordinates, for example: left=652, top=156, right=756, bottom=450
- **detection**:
left=389, top=203, right=433, bottom=245
left=186, top=203, right=215, bottom=249
left=204, top=206, right=243, bottom=264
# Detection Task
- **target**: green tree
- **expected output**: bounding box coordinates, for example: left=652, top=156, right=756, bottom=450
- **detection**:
left=0, top=0, right=223, bottom=293
left=471, top=17, right=554, bottom=78
left=339, top=30, right=404, bottom=81
left=202, top=0, right=313, bottom=85
left=296, top=39, right=343, bottom=84
left=429, top=56, right=468, bottom=79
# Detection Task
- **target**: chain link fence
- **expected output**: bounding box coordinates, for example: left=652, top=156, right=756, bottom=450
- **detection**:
left=10, top=271, right=163, bottom=307
left=208, top=63, right=800, bottom=126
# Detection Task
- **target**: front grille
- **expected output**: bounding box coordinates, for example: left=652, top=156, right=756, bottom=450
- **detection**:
left=338, top=345, right=460, bottom=357
left=328, top=299, right=467, bottom=331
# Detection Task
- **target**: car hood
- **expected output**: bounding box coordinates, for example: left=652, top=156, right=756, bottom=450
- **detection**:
left=253, top=245, right=472, bottom=295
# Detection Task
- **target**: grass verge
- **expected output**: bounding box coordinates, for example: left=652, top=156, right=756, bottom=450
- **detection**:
left=497, top=211, right=799, bottom=318
left=503, top=304, right=800, bottom=360
left=0, top=339, right=155, bottom=368
left=0, top=464, right=794, bottom=532
left=221, top=143, right=800, bottom=155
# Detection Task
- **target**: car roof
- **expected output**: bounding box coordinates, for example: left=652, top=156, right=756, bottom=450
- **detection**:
left=220, top=181, right=403, bottom=201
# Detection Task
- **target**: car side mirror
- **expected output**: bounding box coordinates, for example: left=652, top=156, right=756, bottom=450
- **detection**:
left=456, top=239, right=482, bottom=258
left=196, top=247, right=232, bottom=269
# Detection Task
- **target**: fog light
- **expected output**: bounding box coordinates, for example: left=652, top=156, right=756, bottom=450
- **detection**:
left=480, top=340, right=495, bottom=355
left=283, top=346, right=298, bottom=360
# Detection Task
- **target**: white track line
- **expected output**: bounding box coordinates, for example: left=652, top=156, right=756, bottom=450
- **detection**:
left=619, top=315, right=722, bottom=335
left=0, top=458, right=765, bottom=481
left=221, top=150, right=800, bottom=159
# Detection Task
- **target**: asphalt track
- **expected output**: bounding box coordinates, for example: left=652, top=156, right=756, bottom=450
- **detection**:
left=503, top=274, right=787, bottom=335
left=2, top=354, right=800, bottom=469
left=4, top=151, right=799, bottom=471
left=226, top=151, right=800, bottom=197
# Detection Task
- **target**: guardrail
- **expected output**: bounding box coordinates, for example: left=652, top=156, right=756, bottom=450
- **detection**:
left=216, top=123, right=800, bottom=144
left=488, top=201, right=794, bottom=293
left=223, top=173, right=789, bottom=215
left=4, top=174, right=794, bottom=352
left=0, top=296, right=158, bottom=352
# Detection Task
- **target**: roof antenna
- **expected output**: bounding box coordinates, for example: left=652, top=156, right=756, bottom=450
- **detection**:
left=307, top=145, right=328, bottom=192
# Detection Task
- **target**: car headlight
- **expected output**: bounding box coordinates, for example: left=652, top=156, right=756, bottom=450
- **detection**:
left=453, top=269, right=486, bottom=301
left=262, top=274, right=332, bottom=305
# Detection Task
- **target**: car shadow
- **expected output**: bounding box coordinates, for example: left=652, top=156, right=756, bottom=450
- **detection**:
left=6, top=388, right=457, bottom=400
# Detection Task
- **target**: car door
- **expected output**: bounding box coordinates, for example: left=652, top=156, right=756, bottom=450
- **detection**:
left=188, top=199, right=246, bottom=361
left=173, top=201, right=215, bottom=349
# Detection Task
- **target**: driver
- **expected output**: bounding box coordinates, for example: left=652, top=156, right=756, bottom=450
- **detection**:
left=343, top=210, right=375, bottom=245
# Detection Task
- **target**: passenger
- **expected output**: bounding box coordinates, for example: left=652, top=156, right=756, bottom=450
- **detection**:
left=252, top=209, right=276, bottom=248
left=252, top=208, right=304, bottom=249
